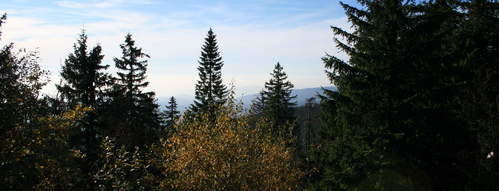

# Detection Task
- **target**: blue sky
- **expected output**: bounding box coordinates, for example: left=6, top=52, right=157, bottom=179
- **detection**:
left=1, top=0, right=354, bottom=98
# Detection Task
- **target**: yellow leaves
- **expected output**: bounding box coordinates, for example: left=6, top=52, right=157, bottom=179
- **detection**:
left=157, top=106, right=303, bottom=190
left=61, top=105, right=92, bottom=121
left=21, top=148, right=32, bottom=156
left=69, top=149, right=85, bottom=159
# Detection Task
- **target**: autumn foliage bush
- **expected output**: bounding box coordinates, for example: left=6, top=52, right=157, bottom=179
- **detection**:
left=157, top=105, right=303, bottom=190
left=0, top=106, right=89, bottom=190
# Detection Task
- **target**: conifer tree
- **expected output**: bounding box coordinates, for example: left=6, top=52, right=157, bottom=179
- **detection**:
left=310, top=0, right=441, bottom=189
left=56, top=30, right=108, bottom=162
left=161, top=96, right=180, bottom=128
left=111, top=33, right=160, bottom=147
left=190, top=29, right=227, bottom=120
left=310, top=0, right=497, bottom=190
left=249, top=91, right=266, bottom=116
left=57, top=30, right=108, bottom=108
left=452, top=0, right=498, bottom=188
left=261, top=62, right=296, bottom=137
left=247, top=91, right=266, bottom=128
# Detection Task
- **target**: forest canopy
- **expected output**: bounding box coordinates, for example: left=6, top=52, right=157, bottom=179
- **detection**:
left=0, top=0, right=498, bottom=190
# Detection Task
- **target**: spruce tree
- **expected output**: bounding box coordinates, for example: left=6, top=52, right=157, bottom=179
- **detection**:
left=310, top=0, right=497, bottom=190
left=111, top=33, right=160, bottom=147
left=57, top=30, right=108, bottom=108
left=190, top=28, right=227, bottom=120
left=261, top=62, right=296, bottom=137
left=161, top=96, right=180, bottom=128
left=249, top=91, right=266, bottom=116
left=247, top=91, right=266, bottom=128
left=452, top=0, right=498, bottom=188
left=310, top=0, right=440, bottom=189
left=56, top=30, right=108, bottom=162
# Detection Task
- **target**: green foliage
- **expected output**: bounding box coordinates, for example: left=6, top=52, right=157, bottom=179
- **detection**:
left=451, top=0, right=498, bottom=188
left=0, top=13, right=48, bottom=136
left=104, top=33, right=161, bottom=147
left=160, top=96, right=180, bottom=129
left=56, top=30, right=108, bottom=108
left=1, top=1, right=497, bottom=189
left=294, top=97, right=321, bottom=155
left=0, top=107, right=90, bottom=190
left=310, top=0, right=499, bottom=190
left=56, top=30, right=109, bottom=166
left=190, top=28, right=227, bottom=121
left=248, top=91, right=266, bottom=117
left=258, top=62, right=297, bottom=138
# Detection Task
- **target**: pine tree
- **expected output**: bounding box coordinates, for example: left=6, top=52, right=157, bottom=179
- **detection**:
left=310, top=0, right=497, bottom=190
left=56, top=30, right=108, bottom=162
left=261, top=62, right=296, bottom=137
left=452, top=0, right=499, bottom=188
left=161, top=96, right=180, bottom=129
left=247, top=91, right=266, bottom=128
left=111, top=33, right=160, bottom=147
left=190, top=28, right=227, bottom=120
left=249, top=91, right=266, bottom=116
left=310, top=0, right=438, bottom=189
left=57, top=30, right=108, bottom=108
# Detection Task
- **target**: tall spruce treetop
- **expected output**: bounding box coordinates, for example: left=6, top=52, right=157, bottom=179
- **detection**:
left=161, top=96, right=180, bottom=128
left=114, top=33, right=153, bottom=102
left=57, top=30, right=108, bottom=108
left=262, top=62, right=296, bottom=137
left=112, top=33, right=160, bottom=146
left=190, top=28, right=227, bottom=117
left=56, top=30, right=108, bottom=164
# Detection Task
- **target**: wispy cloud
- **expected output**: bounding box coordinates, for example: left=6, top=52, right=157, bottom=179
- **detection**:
left=55, top=0, right=155, bottom=9
left=1, top=0, right=349, bottom=98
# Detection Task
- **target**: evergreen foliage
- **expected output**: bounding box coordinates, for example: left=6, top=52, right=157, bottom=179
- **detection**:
left=56, top=30, right=108, bottom=108
left=260, top=62, right=296, bottom=137
left=161, top=96, right=180, bottom=129
left=0, top=2, right=498, bottom=189
left=310, top=0, right=499, bottom=190
left=247, top=91, right=266, bottom=127
left=108, top=33, right=160, bottom=147
left=190, top=28, right=227, bottom=120
left=56, top=30, right=108, bottom=166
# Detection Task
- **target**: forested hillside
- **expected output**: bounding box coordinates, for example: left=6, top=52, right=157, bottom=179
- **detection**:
left=0, top=0, right=497, bottom=190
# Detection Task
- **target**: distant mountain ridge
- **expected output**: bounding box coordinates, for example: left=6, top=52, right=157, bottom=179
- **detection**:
left=239, top=86, right=337, bottom=108
left=158, top=86, right=337, bottom=112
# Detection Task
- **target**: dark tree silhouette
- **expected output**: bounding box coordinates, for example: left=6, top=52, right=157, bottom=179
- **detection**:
left=161, top=96, right=180, bottom=129
left=56, top=30, right=108, bottom=162
left=189, top=28, right=227, bottom=121
left=261, top=62, right=296, bottom=137
left=108, top=33, right=160, bottom=147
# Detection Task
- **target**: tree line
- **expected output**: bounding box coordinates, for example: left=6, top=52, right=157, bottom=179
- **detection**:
left=0, top=0, right=497, bottom=190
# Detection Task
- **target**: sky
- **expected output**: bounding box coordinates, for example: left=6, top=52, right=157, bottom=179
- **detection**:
left=1, top=0, right=355, bottom=99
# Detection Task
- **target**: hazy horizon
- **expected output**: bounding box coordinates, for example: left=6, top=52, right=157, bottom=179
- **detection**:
left=1, top=0, right=353, bottom=98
